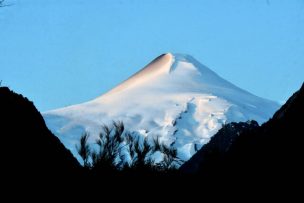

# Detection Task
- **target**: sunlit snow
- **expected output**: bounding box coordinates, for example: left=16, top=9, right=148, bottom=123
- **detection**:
left=43, top=53, right=279, bottom=163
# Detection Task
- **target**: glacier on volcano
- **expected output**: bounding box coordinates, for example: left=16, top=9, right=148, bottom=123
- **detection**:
left=43, top=53, right=279, bottom=163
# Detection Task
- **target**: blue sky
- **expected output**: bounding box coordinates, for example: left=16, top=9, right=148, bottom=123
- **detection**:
left=1, top=0, right=303, bottom=111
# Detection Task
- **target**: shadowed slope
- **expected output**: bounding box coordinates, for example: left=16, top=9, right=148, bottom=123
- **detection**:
left=0, top=87, right=81, bottom=181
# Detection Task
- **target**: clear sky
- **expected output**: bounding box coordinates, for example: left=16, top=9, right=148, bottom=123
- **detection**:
left=1, top=0, right=303, bottom=111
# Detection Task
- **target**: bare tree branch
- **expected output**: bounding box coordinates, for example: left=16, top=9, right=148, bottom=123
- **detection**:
left=0, top=0, right=12, bottom=7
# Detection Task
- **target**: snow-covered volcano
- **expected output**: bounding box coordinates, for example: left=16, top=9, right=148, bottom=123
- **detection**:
left=43, top=53, right=279, bottom=162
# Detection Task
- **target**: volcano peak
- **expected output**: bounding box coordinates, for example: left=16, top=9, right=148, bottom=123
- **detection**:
left=44, top=53, right=279, bottom=163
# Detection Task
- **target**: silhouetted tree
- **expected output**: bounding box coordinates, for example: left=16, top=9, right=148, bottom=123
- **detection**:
left=76, top=133, right=91, bottom=167
left=0, top=0, right=6, bottom=7
left=77, top=121, right=183, bottom=175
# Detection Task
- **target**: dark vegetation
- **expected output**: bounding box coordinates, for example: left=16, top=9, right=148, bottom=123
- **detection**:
left=77, top=121, right=183, bottom=176
left=0, top=0, right=9, bottom=7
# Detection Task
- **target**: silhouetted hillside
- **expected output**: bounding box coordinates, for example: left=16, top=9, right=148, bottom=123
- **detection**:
left=180, top=83, right=304, bottom=185
left=1, top=82, right=303, bottom=191
left=180, top=120, right=259, bottom=174
left=0, top=87, right=81, bottom=182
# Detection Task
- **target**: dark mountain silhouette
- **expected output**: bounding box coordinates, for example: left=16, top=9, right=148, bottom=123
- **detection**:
left=0, top=87, right=81, bottom=183
left=1, top=82, right=303, bottom=192
left=180, top=83, right=304, bottom=185
left=180, top=120, right=259, bottom=174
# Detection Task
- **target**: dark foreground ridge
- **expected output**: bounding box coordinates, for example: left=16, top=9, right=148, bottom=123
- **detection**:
left=0, top=87, right=81, bottom=183
left=0, top=83, right=303, bottom=192
left=180, top=120, right=260, bottom=173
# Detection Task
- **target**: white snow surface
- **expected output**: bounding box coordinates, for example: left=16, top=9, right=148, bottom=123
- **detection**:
left=43, top=53, right=279, bottom=162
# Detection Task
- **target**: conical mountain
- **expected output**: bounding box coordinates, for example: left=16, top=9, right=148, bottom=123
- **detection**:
left=44, top=53, right=279, bottom=162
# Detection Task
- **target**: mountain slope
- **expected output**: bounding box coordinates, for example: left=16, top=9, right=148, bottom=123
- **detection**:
left=0, top=87, right=81, bottom=181
left=180, top=83, right=304, bottom=182
left=180, top=120, right=259, bottom=173
left=43, top=53, right=279, bottom=162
